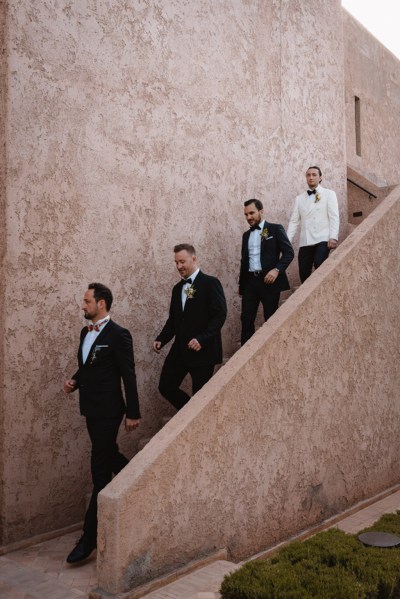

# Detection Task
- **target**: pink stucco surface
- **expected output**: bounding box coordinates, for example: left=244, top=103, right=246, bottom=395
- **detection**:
left=98, top=187, right=400, bottom=594
left=0, top=0, right=349, bottom=547
left=0, top=1, right=6, bottom=545
left=344, top=10, right=400, bottom=186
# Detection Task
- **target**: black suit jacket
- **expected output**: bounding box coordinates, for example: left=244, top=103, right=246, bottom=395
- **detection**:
left=72, top=320, right=141, bottom=420
left=239, top=222, right=294, bottom=294
left=156, top=271, right=227, bottom=367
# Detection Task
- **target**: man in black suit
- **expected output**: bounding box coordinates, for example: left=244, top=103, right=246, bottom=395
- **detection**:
left=239, top=199, right=294, bottom=345
left=64, top=282, right=141, bottom=564
left=153, top=244, right=227, bottom=411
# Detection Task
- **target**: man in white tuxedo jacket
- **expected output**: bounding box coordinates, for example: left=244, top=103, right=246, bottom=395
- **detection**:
left=287, top=166, right=340, bottom=282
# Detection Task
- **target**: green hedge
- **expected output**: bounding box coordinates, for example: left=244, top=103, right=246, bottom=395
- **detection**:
left=220, top=511, right=400, bottom=598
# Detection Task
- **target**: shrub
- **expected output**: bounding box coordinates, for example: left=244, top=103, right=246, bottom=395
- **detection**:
left=220, top=512, right=400, bottom=599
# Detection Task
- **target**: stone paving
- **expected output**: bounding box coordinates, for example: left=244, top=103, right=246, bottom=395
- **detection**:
left=0, top=531, right=96, bottom=598
left=1, top=489, right=399, bottom=598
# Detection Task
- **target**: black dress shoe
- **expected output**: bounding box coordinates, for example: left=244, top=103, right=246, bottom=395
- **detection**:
left=66, top=535, right=96, bottom=564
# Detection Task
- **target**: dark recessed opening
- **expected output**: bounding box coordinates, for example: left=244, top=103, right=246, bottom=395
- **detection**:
left=353, top=211, right=363, bottom=217
left=355, top=96, right=361, bottom=156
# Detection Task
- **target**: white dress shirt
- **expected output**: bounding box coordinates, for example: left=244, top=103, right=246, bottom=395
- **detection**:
left=181, top=268, right=200, bottom=309
left=287, top=186, right=339, bottom=247
left=82, top=316, right=110, bottom=364
left=248, top=220, right=265, bottom=272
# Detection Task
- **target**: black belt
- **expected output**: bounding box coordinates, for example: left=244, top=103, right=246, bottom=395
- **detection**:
left=248, top=271, right=263, bottom=277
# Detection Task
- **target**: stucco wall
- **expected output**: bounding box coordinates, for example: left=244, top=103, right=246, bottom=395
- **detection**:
left=0, top=0, right=347, bottom=546
left=98, top=187, right=400, bottom=594
left=344, top=11, right=400, bottom=186
left=0, top=0, right=7, bottom=546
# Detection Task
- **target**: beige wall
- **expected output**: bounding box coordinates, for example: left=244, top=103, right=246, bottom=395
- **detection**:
left=347, top=166, right=396, bottom=226
left=0, top=0, right=7, bottom=545
left=98, top=187, right=400, bottom=594
left=344, top=10, right=400, bottom=186
left=0, top=0, right=348, bottom=546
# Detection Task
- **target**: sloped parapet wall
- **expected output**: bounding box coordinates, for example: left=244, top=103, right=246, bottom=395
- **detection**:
left=98, top=187, right=400, bottom=595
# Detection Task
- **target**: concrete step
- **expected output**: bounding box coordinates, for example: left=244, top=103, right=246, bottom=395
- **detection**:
left=0, top=555, right=87, bottom=598
left=187, top=593, right=220, bottom=599
left=138, top=560, right=239, bottom=599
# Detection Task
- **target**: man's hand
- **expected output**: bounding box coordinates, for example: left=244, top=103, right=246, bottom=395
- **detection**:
left=188, top=338, right=202, bottom=352
left=328, top=238, right=338, bottom=249
left=125, top=418, right=141, bottom=432
left=264, top=269, right=279, bottom=285
left=64, top=379, right=77, bottom=394
left=153, top=341, right=162, bottom=353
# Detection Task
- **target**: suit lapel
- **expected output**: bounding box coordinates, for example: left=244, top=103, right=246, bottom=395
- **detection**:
left=183, top=271, right=203, bottom=314
left=83, top=321, right=112, bottom=367
left=243, top=230, right=251, bottom=262
left=304, top=189, right=318, bottom=216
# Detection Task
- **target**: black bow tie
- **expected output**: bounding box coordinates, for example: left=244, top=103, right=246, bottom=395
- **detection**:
left=182, top=278, right=192, bottom=285
left=250, top=225, right=261, bottom=231
left=307, top=189, right=316, bottom=196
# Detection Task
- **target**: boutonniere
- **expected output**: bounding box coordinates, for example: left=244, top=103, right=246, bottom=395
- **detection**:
left=89, top=349, right=100, bottom=365
left=314, top=193, right=321, bottom=203
left=184, top=284, right=196, bottom=299
left=260, top=227, right=269, bottom=240
left=89, top=345, right=104, bottom=365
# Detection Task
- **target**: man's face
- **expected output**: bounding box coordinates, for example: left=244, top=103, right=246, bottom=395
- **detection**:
left=244, top=203, right=263, bottom=228
left=175, top=250, right=197, bottom=279
left=306, top=168, right=321, bottom=189
left=81, top=289, right=100, bottom=321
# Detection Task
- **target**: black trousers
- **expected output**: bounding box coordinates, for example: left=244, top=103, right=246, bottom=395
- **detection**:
left=83, top=416, right=128, bottom=542
left=158, top=348, right=215, bottom=411
left=241, top=275, right=280, bottom=345
left=298, top=242, right=330, bottom=283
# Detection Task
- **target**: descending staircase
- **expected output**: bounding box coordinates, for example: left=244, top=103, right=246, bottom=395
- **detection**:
left=136, top=355, right=234, bottom=453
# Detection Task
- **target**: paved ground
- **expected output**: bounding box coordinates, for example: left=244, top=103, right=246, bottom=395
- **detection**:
left=1, top=489, right=399, bottom=599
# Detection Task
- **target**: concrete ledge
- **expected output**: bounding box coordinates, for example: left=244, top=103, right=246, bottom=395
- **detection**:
left=0, top=521, right=82, bottom=556
left=98, top=187, right=400, bottom=594
left=89, top=548, right=228, bottom=599
left=244, top=482, right=400, bottom=563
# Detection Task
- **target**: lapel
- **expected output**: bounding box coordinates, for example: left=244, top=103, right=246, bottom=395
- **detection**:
left=304, top=187, right=321, bottom=216
left=261, top=221, right=269, bottom=237
left=260, top=221, right=271, bottom=256
left=82, top=321, right=112, bottom=368
left=243, top=229, right=251, bottom=259
left=183, top=271, right=203, bottom=314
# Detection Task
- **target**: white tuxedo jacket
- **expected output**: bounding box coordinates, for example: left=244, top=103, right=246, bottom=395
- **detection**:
left=287, top=185, right=339, bottom=247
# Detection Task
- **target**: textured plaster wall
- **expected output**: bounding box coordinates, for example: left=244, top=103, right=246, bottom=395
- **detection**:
left=344, top=11, right=400, bottom=186
left=98, top=188, right=400, bottom=594
left=280, top=0, right=346, bottom=239
left=0, top=0, right=7, bottom=545
left=347, top=166, right=396, bottom=226
left=1, top=0, right=347, bottom=545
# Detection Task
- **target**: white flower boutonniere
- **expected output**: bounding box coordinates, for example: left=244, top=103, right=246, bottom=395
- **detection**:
left=260, top=227, right=270, bottom=240
left=315, top=193, right=321, bottom=203
left=184, top=285, right=196, bottom=299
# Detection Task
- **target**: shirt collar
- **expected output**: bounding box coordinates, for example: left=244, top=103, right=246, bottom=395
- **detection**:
left=250, top=219, right=265, bottom=232
left=183, top=268, right=200, bottom=283
left=86, top=314, right=110, bottom=331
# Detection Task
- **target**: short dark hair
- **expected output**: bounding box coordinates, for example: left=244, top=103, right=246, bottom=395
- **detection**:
left=307, top=165, right=322, bottom=177
left=244, top=198, right=263, bottom=211
left=88, top=282, right=113, bottom=311
left=173, top=244, right=196, bottom=256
